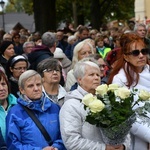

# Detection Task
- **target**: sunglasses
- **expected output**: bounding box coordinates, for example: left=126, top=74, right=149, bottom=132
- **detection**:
left=125, top=48, right=149, bottom=56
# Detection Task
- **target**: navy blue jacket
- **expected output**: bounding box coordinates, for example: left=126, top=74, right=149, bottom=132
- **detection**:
left=28, top=45, right=53, bottom=70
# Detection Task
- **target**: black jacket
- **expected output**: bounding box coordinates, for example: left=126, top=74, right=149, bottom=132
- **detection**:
left=28, top=45, right=53, bottom=70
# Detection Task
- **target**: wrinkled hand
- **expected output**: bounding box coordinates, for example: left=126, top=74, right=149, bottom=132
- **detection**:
left=106, top=145, right=124, bottom=150
left=42, top=146, right=58, bottom=150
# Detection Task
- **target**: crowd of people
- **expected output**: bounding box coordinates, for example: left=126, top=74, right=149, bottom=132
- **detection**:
left=0, top=21, right=150, bottom=150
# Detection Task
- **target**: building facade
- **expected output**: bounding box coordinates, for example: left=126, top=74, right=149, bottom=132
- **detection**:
left=135, top=0, right=150, bottom=23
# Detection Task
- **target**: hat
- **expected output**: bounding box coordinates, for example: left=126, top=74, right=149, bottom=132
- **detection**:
left=10, top=55, right=27, bottom=67
left=0, top=41, right=13, bottom=54
left=54, top=48, right=65, bottom=59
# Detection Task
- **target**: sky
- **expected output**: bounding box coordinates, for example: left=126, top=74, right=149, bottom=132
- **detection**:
left=0, top=0, right=8, bottom=11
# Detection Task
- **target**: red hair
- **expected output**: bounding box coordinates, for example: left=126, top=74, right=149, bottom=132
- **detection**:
left=108, top=33, right=149, bottom=87
left=0, top=70, right=10, bottom=94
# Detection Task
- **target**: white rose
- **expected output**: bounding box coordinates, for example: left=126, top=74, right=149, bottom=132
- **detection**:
left=89, top=98, right=105, bottom=113
left=82, top=93, right=94, bottom=106
left=96, top=84, right=108, bottom=96
left=108, top=84, right=119, bottom=92
left=115, top=87, right=131, bottom=99
left=139, top=90, right=150, bottom=101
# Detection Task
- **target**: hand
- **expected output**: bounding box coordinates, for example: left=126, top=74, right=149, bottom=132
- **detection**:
left=43, top=146, right=58, bottom=150
left=106, top=145, right=125, bottom=150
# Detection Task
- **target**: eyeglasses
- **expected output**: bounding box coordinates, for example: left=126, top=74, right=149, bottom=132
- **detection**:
left=13, top=67, right=27, bottom=71
left=43, top=69, right=60, bottom=73
left=124, top=48, right=149, bottom=56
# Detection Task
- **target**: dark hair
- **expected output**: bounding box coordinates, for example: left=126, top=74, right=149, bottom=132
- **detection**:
left=12, top=33, right=20, bottom=39
left=95, top=36, right=104, bottom=46
left=105, top=48, right=121, bottom=67
left=108, top=33, right=149, bottom=87
left=0, top=70, right=10, bottom=94
left=37, top=58, right=62, bottom=77
left=5, top=55, right=28, bottom=78
left=78, top=26, right=89, bottom=34
left=0, top=41, right=14, bottom=54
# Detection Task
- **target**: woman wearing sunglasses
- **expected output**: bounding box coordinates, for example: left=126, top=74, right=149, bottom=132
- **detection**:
left=108, top=33, right=150, bottom=150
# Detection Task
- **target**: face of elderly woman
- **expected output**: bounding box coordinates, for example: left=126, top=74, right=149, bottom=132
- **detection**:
left=78, top=44, right=93, bottom=60
left=43, top=68, right=61, bottom=84
left=20, top=75, right=42, bottom=100
left=124, top=42, right=148, bottom=72
left=78, top=65, right=100, bottom=94
left=0, top=77, right=8, bottom=101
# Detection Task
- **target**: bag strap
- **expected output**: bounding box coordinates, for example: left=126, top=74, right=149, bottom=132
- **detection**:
left=22, top=106, right=53, bottom=146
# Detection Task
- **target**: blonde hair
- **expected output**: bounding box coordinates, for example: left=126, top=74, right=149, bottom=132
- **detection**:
left=71, top=40, right=94, bottom=69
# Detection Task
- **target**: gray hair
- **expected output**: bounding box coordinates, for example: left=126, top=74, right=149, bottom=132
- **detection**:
left=18, top=70, right=41, bottom=89
left=23, top=41, right=35, bottom=49
left=37, top=58, right=62, bottom=77
left=42, top=32, right=56, bottom=48
left=67, top=35, right=76, bottom=43
left=134, top=23, right=146, bottom=32
left=73, top=60, right=99, bottom=81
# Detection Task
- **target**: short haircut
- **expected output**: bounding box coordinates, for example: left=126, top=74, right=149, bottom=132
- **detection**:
left=73, top=60, right=99, bottom=81
left=134, top=23, right=146, bottom=32
left=18, top=70, right=41, bottom=89
left=5, top=55, right=28, bottom=78
left=23, top=41, right=35, bottom=49
left=37, top=58, right=62, bottom=77
left=78, top=26, right=89, bottom=34
left=42, top=32, right=56, bottom=48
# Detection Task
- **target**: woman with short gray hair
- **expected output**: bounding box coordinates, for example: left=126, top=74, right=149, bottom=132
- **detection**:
left=6, top=70, right=66, bottom=150
left=60, top=60, right=130, bottom=150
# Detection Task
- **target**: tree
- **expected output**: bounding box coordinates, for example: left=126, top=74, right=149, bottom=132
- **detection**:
left=33, top=0, right=56, bottom=33
left=6, top=0, right=134, bottom=33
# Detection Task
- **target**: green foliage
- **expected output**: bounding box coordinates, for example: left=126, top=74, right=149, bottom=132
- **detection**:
left=88, top=90, right=135, bottom=128
left=6, top=0, right=33, bottom=14
left=83, top=84, right=150, bottom=129
left=5, top=0, right=135, bottom=31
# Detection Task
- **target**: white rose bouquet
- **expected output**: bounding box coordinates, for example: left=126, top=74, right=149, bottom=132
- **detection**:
left=82, top=84, right=150, bottom=145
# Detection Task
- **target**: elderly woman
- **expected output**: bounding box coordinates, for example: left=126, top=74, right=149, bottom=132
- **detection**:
left=37, top=58, right=67, bottom=107
left=60, top=60, right=130, bottom=150
left=5, top=55, right=28, bottom=98
left=0, top=70, right=17, bottom=146
left=108, top=33, right=150, bottom=150
left=65, top=40, right=94, bottom=91
left=6, top=70, right=66, bottom=150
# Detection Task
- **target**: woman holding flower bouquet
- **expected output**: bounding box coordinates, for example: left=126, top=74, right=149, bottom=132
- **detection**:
left=108, top=32, right=150, bottom=150
left=60, top=60, right=130, bottom=150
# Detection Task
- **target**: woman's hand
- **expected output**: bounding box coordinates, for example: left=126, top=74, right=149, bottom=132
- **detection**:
left=43, top=146, right=58, bottom=150
left=106, top=145, right=125, bottom=150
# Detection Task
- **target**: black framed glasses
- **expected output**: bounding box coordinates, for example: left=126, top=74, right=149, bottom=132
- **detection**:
left=43, top=69, right=60, bottom=73
left=124, top=48, right=149, bottom=56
